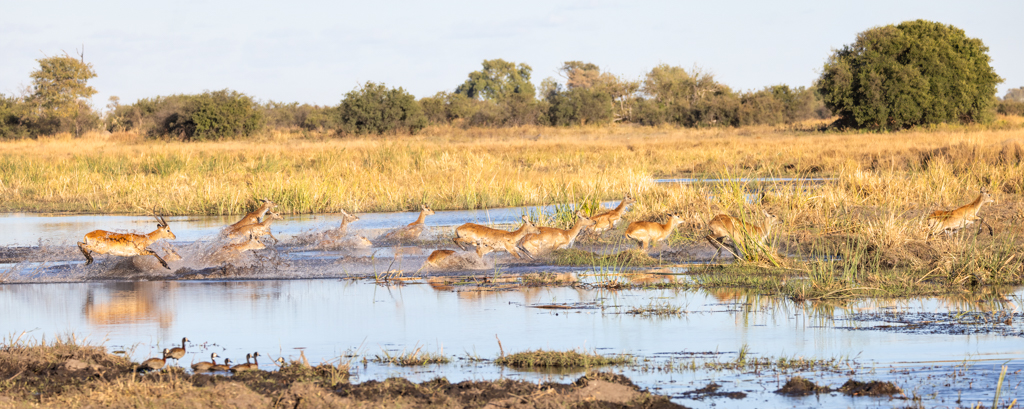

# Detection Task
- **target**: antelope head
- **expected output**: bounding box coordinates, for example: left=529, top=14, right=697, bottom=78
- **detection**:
left=262, top=198, right=277, bottom=210
left=980, top=187, right=995, bottom=205
left=761, top=210, right=780, bottom=236
left=153, top=215, right=176, bottom=240
left=421, top=204, right=435, bottom=216
left=341, top=209, right=359, bottom=222
left=265, top=211, right=283, bottom=222
left=623, top=194, right=636, bottom=205
left=576, top=211, right=597, bottom=228
left=520, top=215, right=541, bottom=235
left=667, top=213, right=684, bottom=227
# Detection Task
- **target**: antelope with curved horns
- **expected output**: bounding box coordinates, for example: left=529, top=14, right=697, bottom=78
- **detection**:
left=453, top=215, right=540, bottom=259
left=518, top=212, right=596, bottom=257
left=927, top=188, right=995, bottom=237
left=226, top=211, right=283, bottom=243
left=78, top=215, right=176, bottom=269
left=705, top=210, right=779, bottom=260
left=625, top=213, right=685, bottom=251
left=590, top=195, right=635, bottom=234
left=227, top=198, right=276, bottom=230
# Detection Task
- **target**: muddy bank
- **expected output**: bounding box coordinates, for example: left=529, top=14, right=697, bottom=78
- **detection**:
left=0, top=342, right=682, bottom=408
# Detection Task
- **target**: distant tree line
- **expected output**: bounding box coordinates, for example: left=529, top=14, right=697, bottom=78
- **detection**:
left=1, top=20, right=1019, bottom=140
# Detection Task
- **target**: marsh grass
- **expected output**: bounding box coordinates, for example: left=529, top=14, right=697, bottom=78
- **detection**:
left=495, top=349, right=633, bottom=368
left=625, top=301, right=683, bottom=316
left=372, top=346, right=450, bottom=366
left=552, top=248, right=659, bottom=268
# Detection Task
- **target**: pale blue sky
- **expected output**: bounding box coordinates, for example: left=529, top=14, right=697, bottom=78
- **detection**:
left=1, top=0, right=1021, bottom=109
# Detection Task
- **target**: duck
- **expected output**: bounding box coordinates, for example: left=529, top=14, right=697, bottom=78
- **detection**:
left=191, top=352, right=219, bottom=372
left=167, top=337, right=189, bottom=361
left=209, top=358, right=231, bottom=372
left=231, top=352, right=260, bottom=372
left=139, top=348, right=171, bottom=372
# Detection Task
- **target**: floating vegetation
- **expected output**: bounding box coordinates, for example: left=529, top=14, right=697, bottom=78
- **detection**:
left=495, top=349, right=633, bottom=368
left=372, top=346, right=450, bottom=366
left=624, top=301, right=683, bottom=316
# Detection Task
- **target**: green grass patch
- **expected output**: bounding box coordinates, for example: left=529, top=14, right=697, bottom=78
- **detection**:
left=495, top=349, right=633, bottom=368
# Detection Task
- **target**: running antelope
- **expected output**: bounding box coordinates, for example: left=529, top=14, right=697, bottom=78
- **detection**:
left=382, top=204, right=435, bottom=242
left=212, top=233, right=266, bottom=262
left=227, top=198, right=276, bottom=230
left=227, top=211, right=283, bottom=243
left=927, top=188, right=995, bottom=237
left=625, top=213, right=685, bottom=250
left=591, top=195, right=635, bottom=234
left=518, top=212, right=596, bottom=257
left=78, top=216, right=176, bottom=269
left=322, top=209, right=360, bottom=241
left=705, top=210, right=779, bottom=260
left=453, top=215, right=540, bottom=259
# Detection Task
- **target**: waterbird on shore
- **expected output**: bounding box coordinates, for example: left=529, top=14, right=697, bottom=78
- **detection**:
left=167, top=337, right=189, bottom=361
left=231, top=352, right=260, bottom=372
left=192, top=353, right=219, bottom=372
left=209, top=358, right=231, bottom=372
left=138, top=348, right=170, bottom=372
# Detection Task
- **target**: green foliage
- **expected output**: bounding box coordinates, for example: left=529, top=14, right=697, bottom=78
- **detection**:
left=818, top=20, right=1002, bottom=130
left=455, top=59, right=536, bottom=101
left=419, top=91, right=545, bottom=128
left=0, top=94, right=31, bottom=139
left=107, top=90, right=264, bottom=140
left=338, top=82, right=426, bottom=135
left=998, top=100, right=1024, bottom=116
left=738, top=85, right=829, bottom=126
left=548, top=87, right=614, bottom=126
left=1004, top=87, right=1024, bottom=103
left=27, top=53, right=100, bottom=136
left=638, top=64, right=739, bottom=127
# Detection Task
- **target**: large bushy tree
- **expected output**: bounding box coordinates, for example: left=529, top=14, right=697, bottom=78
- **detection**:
left=818, top=20, right=1002, bottom=130
left=455, top=59, right=535, bottom=101
left=29, top=53, right=100, bottom=136
left=338, top=82, right=426, bottom=135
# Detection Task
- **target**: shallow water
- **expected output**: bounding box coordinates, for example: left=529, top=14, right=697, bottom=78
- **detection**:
left=2, top=279, right=1022, bottom=408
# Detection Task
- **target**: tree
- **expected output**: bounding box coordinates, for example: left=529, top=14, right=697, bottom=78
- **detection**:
left=455, top=59, right=535, bottom=101
left=338, top=82, right=426, bottom=135
left=818, top=20, right=1002, bottom=130
left=1005, top=87, right=1024, bottom=102
left=29, top=52, right=98, bottom=136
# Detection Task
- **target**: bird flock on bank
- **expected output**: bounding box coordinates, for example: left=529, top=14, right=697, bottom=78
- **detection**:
left=74, top=188, right=996, bottom=271
left=138, top=336, right=281, bottom=373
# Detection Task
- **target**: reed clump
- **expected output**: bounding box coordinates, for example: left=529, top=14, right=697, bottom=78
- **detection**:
left=495, top=349, right=633, bottom=368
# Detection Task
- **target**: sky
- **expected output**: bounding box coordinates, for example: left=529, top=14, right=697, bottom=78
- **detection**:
left=1, top=0, right=1021, bottom=110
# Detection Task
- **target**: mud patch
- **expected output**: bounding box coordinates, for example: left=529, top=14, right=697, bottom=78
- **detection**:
left=775, top=377, right=831, bottom=396
left=837, top=311, right=1024, bottom=337
left=838, top=379, right=902, bottom=396
left=674, top=382, right=747, bottom=400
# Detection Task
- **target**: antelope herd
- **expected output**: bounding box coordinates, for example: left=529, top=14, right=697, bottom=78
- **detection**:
left=75, top=188, right=996, bottom=269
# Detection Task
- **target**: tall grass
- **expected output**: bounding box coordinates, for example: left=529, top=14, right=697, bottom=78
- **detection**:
left=2, top=118, right=1021, bottom=216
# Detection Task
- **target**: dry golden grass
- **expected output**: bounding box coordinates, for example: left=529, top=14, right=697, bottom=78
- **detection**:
left=1, top=117, right=1022, bottom=216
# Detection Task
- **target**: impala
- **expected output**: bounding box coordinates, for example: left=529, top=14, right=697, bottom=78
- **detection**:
left=78, top=215, right=176, bottom=269
left=625, top=213, right=685, bottom=250
left=382, top=204, right=435, bottom=242
left=927, top=188, right=994, bottom=237
left=518, top=212, right=596, bottom=257
left=453, top=215, right=540, bottom=259
left=705, top=210, right=779, bottom=260
left=227, top=211, right=283, bottom=243
left=591, top=195, right=635, bottom=234
left=320, top=209, right=360, bottom=243
left=227, top=198, right=275, bottom=230
left=212, top=233, right=266, bottom=262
